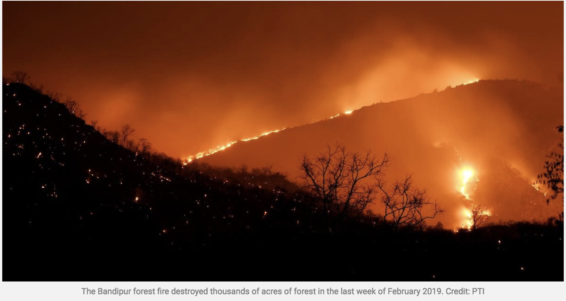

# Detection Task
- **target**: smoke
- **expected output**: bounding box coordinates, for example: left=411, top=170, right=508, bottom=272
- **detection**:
left=3, top=2, right=563, bottom=160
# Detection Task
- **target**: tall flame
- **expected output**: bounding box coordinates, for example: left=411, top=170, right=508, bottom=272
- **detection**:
left=460, top=168, right=475, bottom=200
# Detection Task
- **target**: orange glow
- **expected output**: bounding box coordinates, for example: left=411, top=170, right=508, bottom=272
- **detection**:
left=185, top=106, right=362, bottom=163
left=241, top=128, right=286, bottom=142
left=185, top=107, right=362, bottom=163
left=461, top=206, right=491, bottom=230
left=531, top=182, right=548, bottom=197
left=186, top=141, right=238, bottom=163
left=462, top=207, right=474, bottom=230
left=459, top=167, right=476, bottom=200
left=463, top=79, right=480, bottom=85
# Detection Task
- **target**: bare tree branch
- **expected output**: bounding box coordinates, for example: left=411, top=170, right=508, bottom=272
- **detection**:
left=298, top=143, right=389, bottom=231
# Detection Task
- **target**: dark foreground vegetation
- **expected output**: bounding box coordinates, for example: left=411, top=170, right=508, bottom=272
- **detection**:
left=3, top=80, right=563, bottom=281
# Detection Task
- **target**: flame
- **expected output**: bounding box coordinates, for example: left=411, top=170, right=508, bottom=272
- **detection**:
left=186, top=141, right=238, bottom=163
left=183, top=105, right=365, bottom=163
left=531, top=182, right=548, bottom=197
left=185, top=128, right=287, bottom=163
left=461, top=206, right=491, bottom=230
left=183, top=79, right=479, bottom=165
left=462, top=207, right=474, bottom=230
left=459, top=167, right=476, bottom=200
left=241, top=128, right=285, bottom=142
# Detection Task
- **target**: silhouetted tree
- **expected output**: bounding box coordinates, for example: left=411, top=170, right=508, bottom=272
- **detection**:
left=28, top=82, right=44, bottom=94
left=46, top=91, right=62, bottom=102
left=63, top=98, right=86, bottom=119
left=11, top=71, right=29, bottom=83
left=299, top=143, right=389, bottom=231
left=138, top=138, right=152, bottom=154
left=469, top=203, right=490, bottom=231
left=104, top=130, right=121, bottom=144
left=120, top=124, right=135, bottom=146
left=377, top=175, right=444, bottom=230
left=123, top=139, right=136, bottom=151
left=537, top=126, right=564, bottom=203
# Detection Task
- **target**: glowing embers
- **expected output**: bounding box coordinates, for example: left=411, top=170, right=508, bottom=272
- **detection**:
left=459, top=167, right=477, bottom=200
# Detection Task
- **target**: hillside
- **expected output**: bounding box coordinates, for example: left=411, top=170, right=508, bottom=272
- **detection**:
left=202, top=80, right=564, bottom=227
left=2, top=80, right=562, bottom=281
left=2, top=81, right=317, bottom=280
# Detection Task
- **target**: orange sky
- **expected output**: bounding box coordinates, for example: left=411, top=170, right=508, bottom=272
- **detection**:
left=3, top=2, right=563, bottom=159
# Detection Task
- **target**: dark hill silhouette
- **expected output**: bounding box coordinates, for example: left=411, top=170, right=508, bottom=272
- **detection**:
left=2, top=80, right=562, bottom=281
left=3, top=81, right=319, bottom=280
left=202, top=80, right=564, bottom=227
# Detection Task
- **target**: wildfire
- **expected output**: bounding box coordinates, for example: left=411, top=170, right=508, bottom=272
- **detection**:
left=185, top=129, right=286, bottom=163
left=183, top=105, right=364, bottom=164
left=241, top=128, right=285, bottom=142
left=455, top=165, right=491, bottom=231
left=185, top=141, right=238, bottom=163
left=462, top=208, right=474, bottom=230
left=461, top=206, right=491, bottom=230
left=463, top=79, right=480, bottom=85
left=531, top=182, right=548, bottom=197
left=459, top=168, right=476, bottom=200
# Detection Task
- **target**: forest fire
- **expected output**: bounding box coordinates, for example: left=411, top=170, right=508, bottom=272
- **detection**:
left=2, top=1, right=564, bottom=288
left=461, top=206, right=492, bottom=230
left=463, top=208, right=474, bottom=229
left=456, top=167, right=494, bottom=230
left=241, top=128, right=286, bottom=142
left=184, top=108, right=362, bottom=163
left=185, top=129, right=287, bottom=163
left=459, top=168, right=476, bottom=200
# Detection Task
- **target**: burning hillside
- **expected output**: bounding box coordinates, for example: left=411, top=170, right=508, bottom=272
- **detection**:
left=201, top=80, right=563, bottom=228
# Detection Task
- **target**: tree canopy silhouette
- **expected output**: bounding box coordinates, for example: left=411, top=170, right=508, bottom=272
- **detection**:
left=377, top=175, right=444, bottom=229
left=537, top=125, right=564, bottom=204
left=299, top=143, right=389, bottom=231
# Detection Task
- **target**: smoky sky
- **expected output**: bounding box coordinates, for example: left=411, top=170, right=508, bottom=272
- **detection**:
left=3, top=2, right=563, bottom=159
